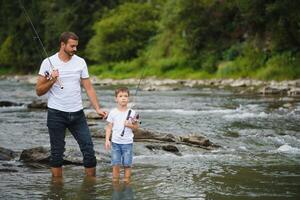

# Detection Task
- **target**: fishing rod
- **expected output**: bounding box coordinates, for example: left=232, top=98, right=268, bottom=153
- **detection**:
left=120, top=65, right=145, bottom=136
left=19, top=0, right=64, bottom=89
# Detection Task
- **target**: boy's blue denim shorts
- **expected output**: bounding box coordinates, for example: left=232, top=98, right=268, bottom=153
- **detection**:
left=111, top=142, right=133, bottom=167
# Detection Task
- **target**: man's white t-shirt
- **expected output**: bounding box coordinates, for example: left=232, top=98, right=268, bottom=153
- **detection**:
left=38, top=53, right=89, bottom=112
left=107, top=108, right=136, bottom=144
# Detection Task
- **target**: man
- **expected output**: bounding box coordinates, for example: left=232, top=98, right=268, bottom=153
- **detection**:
left=36, top=32, right=107, bottom=177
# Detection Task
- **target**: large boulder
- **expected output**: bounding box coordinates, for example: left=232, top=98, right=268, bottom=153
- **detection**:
left=19, top=146, right=82, bottom=166
left=0, top=101, right=23, bottom=107
left=133, top=129, right=219, bottom=149
left=0, top=147, right=18, bottom=160
left=19, top=146, right=110, bottom=167
left=19, top=146, right=50, bottom=164
left=27, top=99, right=47, bottom=109
left=180, top=135, right=211, bottom=147
left=145, top=144, right=181, bottom=156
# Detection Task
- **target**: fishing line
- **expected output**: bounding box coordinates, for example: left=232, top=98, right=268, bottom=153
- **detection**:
left=19, top=0, right=64, bottom=89
left=120, top=63, right=146, bottom=136
left=129, top=62, right=147, bottom=109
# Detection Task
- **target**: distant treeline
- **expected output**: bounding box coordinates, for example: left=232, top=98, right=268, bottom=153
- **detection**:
left=1, top=0, right=300, bottom=80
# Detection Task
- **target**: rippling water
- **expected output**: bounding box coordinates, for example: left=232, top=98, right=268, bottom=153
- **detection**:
left=0, top=78, right=300, bottom=199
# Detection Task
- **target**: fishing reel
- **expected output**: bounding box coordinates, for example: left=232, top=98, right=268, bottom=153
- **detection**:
left=129, top=113, right=141, bottom=124
left=121, top=112, right=141, bottom=137
left=44, top=70, right=64, bottom=89
left=44, top=70, right=52, bottom=80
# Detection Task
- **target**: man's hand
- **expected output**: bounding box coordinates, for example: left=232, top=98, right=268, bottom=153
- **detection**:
left=51, top=69, right=59, bottom=80
left=96, top=109, right=108, bottom=119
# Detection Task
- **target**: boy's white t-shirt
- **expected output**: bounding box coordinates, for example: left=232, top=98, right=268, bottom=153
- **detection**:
left=107, top=108, right=136, bottom=144
left=38, top=53, right=89, bottom=112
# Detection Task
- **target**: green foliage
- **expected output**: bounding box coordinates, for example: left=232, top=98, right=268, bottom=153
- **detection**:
left=0, top=36, right=14, bottom=67
left=256, top=52, right=300, bottom=80
left=217, top=42, right=267, bottom=78
left=222, top=44, right=243, bottom=61
left=0, top=0, right=299, bottom=80
left=86, top=2, right=159, bottom=63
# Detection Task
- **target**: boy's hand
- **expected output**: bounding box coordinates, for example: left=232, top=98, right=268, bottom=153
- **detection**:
left=96, top=109, right=108, bottom=119
left=124, top=120, right=132, bottom=128
left=105, top=140, right=111, bottom=150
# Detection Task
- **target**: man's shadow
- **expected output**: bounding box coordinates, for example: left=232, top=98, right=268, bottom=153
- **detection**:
left=112, top=181, right=134, bottom=200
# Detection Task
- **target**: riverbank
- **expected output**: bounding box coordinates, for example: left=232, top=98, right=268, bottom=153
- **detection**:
left=1, top=75, right=300, bottom=96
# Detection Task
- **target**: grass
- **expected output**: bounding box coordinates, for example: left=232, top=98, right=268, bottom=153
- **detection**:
left=2, top=50, right=299, bottom=81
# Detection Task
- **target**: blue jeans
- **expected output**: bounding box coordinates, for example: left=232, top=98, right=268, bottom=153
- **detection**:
left=47, top=108, right=96, bottom=168
left=111, top=142, right=133, bottom=167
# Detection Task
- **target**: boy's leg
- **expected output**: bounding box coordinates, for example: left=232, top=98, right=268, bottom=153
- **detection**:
left=124, top=167, right=131, bottom=183
left=68, top=110, right=97, bottom=176
left=112, top=166, right=121, bottom=182
left=121, top=143, right=133, bottom=183
left=47, top=108, right=67, bottom=177
left=111, top=142, right=122, bottom=181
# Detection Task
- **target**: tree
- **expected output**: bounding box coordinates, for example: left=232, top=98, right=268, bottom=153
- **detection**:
left=86, top=2, right=159, bottom=63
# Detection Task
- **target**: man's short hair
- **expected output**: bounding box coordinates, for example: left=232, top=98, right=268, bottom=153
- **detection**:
left=60, top=32, right=79, bottom=44
left=115, top=87, right=130, bottom=97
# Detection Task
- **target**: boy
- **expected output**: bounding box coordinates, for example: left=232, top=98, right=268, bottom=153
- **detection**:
left=105, top=87, right=139, bottom=183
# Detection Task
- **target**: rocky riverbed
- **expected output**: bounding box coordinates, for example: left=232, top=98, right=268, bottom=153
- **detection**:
left=1, top=75, right=300, bottom=96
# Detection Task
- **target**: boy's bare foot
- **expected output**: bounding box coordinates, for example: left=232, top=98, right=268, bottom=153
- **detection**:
left=112, top=177, right=120, bottom=183
left=123, top=177, right=131, bottom=184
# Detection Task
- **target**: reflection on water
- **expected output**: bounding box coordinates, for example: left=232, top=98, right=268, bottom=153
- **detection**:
left=47, top=176, right=98, bottom=200
left=45, top=177, right=98, bottom=200
left=112, top=181, right=134, bottom=200
left=46, top=176, right=135, bottom=200
left=48, top=177, right=64, bottom=200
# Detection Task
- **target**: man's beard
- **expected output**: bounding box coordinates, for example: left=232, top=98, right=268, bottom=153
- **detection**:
left=64, top=48, right=76, bottom=56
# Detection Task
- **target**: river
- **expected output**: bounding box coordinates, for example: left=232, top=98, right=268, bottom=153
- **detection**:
left=0, top=78, right=300, bottom=199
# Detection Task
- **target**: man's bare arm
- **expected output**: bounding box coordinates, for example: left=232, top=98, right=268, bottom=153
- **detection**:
left=36, top=70, right=59, bottom=96
left=81, top=78, right=107, bottom=118
left=36, top=75, right=57, bottom=96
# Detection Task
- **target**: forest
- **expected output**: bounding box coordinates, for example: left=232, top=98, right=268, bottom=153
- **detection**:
left=0, top=0, right=299, bottom=80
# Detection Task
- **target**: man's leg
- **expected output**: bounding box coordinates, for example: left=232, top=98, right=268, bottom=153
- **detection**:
left=47, top=108, right=67, bottom=177
left=51, top=167, right=63, bottom=177
left=68, top=110, right=97, bottom=176
left=85, top=167, right=96, bottom=176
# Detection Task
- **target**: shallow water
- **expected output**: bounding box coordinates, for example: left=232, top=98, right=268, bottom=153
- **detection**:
left=0, top=79, right=300, bottom=199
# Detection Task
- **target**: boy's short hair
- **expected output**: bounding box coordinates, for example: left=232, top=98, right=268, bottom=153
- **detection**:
left=115, top=87, right=130, bottom=97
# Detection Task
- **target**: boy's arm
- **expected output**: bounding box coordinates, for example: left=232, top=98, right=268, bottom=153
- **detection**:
left=105, top=122, right=113, bottom=150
